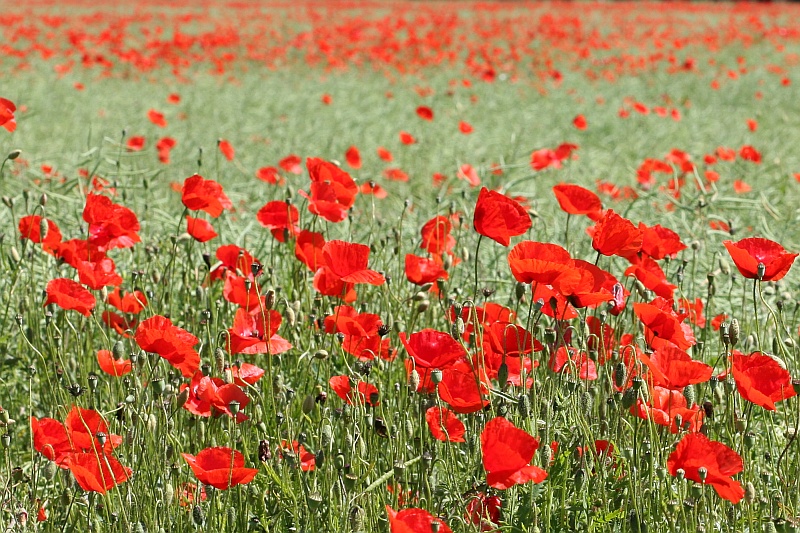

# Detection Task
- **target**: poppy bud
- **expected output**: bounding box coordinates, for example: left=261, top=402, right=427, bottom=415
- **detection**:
left=729, top=318, right=740, bottom=346
left=335, top=453, right=345, bottom=471
left=175, top=387, right=190, bottom=409
left=1, top=197, right=11, bottom=209
left=7, top=149, right=21, bottom=160
left=302, top=395, right=315, bottom=415
left=349, top=505, right=365, bottom=532
left=320, top=423, right=333, bottom=448
left=408, top=369, right=420, bottom=392
left=744, top=481, right=756, bottom=504
left=192, top=505, right=205, bottom=527
left=313, top=350, right=329, bottom=361
left=38, top=218, right=48, bottom=242
left=42, top=460, right=58, bottom=481
left=683, top=384, right=695, bottom=407
left=580, top=391, right=593, bottom=418
left=416, top=299, right=430, bottom=314
left=517, top=392, right=531, bottom=418
left=497, top=364, right=509, bottom=388
left=621, top=388, right=637, bottom=409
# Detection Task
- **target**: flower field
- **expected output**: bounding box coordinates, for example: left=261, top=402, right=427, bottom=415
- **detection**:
left=3, top=1, right=800, bottom=531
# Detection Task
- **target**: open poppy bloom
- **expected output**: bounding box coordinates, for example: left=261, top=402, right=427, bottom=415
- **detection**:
left=552, top=183, right=603, bottom=221
left=208, top=244, right=260, bottom=283
left=181, top=175, right=232, bottom=218
left=218, top=139, right=235, bottom=161
left=387, top=506, right=452, bottom=533
left=425, top=406, right=465, bottom=442
left=465, top=492, right=502, bottom=532
left=589, top=210, right=642, bottom=258
left=400, top=329, right=467, bottom=392
left=156, top=137, right=176, bottom=164
left=632, top=385, right=704, bottom=433
left=18, top=215, right=62, bottom=253
left=507, top=241, right=577, bottom=287
left=186, top=216, right=217, bottom=243
left=438, top=362, right=491, bottom=413
left=227, top=308, right=292, bottom=355
left=638, top=222, right=686, bottom=260
left=723, top=238, right=798, bottom=281
left=44, top=278, right=96, bottom=317
left=147, top=109, right=166, bottom=127
left=32, top=407, right=123, bottom=467
left=134, top=315, right=200, bottom=377
left=405, top=254, right=448, bottom=287
left=473, top=187, right=531, bottom=246
left=106, top=287, right=147, bottom=315
left=181, top=371, right=251, bottom=422
left=76, top=255, right=123, bottom=290
left=731, top=351, right=796, bottom=410
left=182, top=447, right=258, bottom=490
left=633, top=301, right=695, bottom=351
left=0, top=98, right=15, bottom=132
left=256, top=201, right=300, bottom=242
left=255, top=166, right=284, bottom=185
left=279, top=440, right=316, bottom=471
left=667, top=433, right=744, bottom=503
left=345, top=146, right=362, bottom=169
left=324, top=305, right=391, bottom=361
left=312, top=240, right=384, bottom=302
left=481, top=416, right=547, bottom=489
left=294, top=230, right=326, bottom=272
left=279, top=154, right=303, bottom=174
left=299, top=157, right=358, bottom=223
left=65, top=452, right=132, bottom=494
left=638, top=345, right=712, bottom=390
left=416, top=106, right=434, bottom=120
left=420, top=216, right=456, bottom=257
left=83, top=194, right=141, bottom=251
left=329, top=375, right=380, bottom=406
left=97, top=349, right=132, bottom=377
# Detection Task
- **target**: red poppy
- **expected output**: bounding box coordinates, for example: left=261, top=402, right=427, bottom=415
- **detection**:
left=83, top=194, right=141, bottom=251
left=416, top=106, right=434, bottom=120
left=76, top=256, right=123, bottom=290
left=147, top=109, right=167, bottom=128
left=633, top=301, right=695, bottom=351
left=227, top=308, right=292, bottom=355
left=399, top=131, right=416, bottom=145
left=420, top=216, right=455, bottom=256
left=465, top=493, right=502, bottom=532
left=329, top=375, right=380, bottom=406
left=459, top=121, right=473, bottom=134
left=30, top=417, right=72, bottom=465
left=218, top=139, right=235, bottom=161
left=156, top=137, right=176, bottom=164
left=731, top=351, right=796, bottom=410
left=457, top=164, right=480, bottom=187
left=186, top=216, right=217, bottom=243
left=638, top=223, right=686, bottom=260
left=638, top=345, right=712, bottom=390
left=481, top=417, right=547, bottom=489
left=624, top=256, right=676, bottom=300
left=552, top=184, right=603, bottom=221
left=739, top=145, right=761, bottom=163
left=126, top=136, right=145, bottom=151
left=313, top=240, right=384, bottom=302
left=299, top=157, right=358, bottom=223
left=167, top=93, right=181, bottom=104
left=438, top=362, right=490, bottom=413
left=324, top=305, right=391, bottom=361
left=387, top=506, right=452, bottom=533
left=183, top=372, right=251, bottom=422
left=294, top=230, right=326, bottom=272
left=400, top=329, right=467, bottom=393
left=230, top=363, right=265, bottom=387
left=101, top=311, right=137, bottom=336
left=182, top=447, right=258, bottom=490
left=572, top=114, right=587, bottom=130
left=667, top=433, right=744, bottom=503
left=209, top=244, right=259, bottom=282
left=473, top=187, right=531, bottom=246
left=723, top=238, right=797, bottom=281
left=134, top=315, right=200, bottom=377
left=223, top=273, right=265, bottom=313
left=360, top=181, right=388, bottom=198
left=106, top=287, right=147, bottom=314
left=552, top=259, right=620, bottom=310
left=255, top=166, right=284, bottom=185
left=632, top=385, right=704, bottom=433
left=44, top=278, right=95, bottom=317
left=279, top=154, right=303, bottom=174
left=548, top=346, right=597, bottom=380
left=507, top=241, right=577, bottom=287
left=377, top=146, right=393, bottom=161
left=384, top=168, right=409, bottom=182
left=256, top=201, right=299, bottom=242
left=590, top=210, right=642, bottom=257
left=425, top=406, right=465, bottom=443
left=733, top=180, right=751, bottom=194
left=0, top=97, right=16, bottom=133
left=405, top=254, right=448, bottom=286
left=97, top=349, right=132, bottom=377
left=280, top=441, right=316, bottom=471
left=345, top=146, right=362, bottom=169
left=66, top=452, right=132, bottom=494
left=181, top=174, right=232, bottom=218
left=321, top=94, right=332, bottom=105
left=18, top=215, right=62, bottom=253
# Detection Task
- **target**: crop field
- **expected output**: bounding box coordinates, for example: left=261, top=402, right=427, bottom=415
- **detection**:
left=3, top=1, right=800, bottom=531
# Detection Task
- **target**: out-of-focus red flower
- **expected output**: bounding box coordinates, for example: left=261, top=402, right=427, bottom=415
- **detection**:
left=147, top=109, right=167, bottom=128
left=280, top=440, right=316, bottom=471
left=126, top=136, right=145, bottom=151
left=459, top=120, right=473, bottom=134
left=44, top=278, right=95, bottom=317
left=481, top=417, right=547, bottom=490
left=0, top=97, right=17, bottom=132
left=345, top=146, right=362, bottom=169
left=279, top=154, right=303, bottom=174
left=387, top=506, right=452, bottom=533
left=457, top=164, right=480, bottom=186
left=667, top=433, right=744, bottom=503
left=329, top=375, right=380, bottom=406
left=255, top=166, right=284, bottom=185
left=384, top=167, right=409, bottom=182
left=134, top=315, right=200, bottom=377
left=181, top=174, right=232, bottom=218
left=572, top=114, right=587, bottom=130
left=399, top=131, right=416, bottom=145
left=218, top=139, right=234, bottom=161
left=425, top=406, right=465, bottom=442
left=182, top=447, right=258, bottom=490
left=360, top=181, right=388, bottom=198
left=321, top=93, right=332, bottom=105
left=156, top=137, right=176, bottom=164
left=299, top=157, right=358, bottom=223
left=739, top=145, right=761, bottom=163
left=377, top=146, right=393, bottom=161
left=731, top=351, right=796, bottom=410
left=723, top=238, right=797, bottom=281
left=473, top=187, right=531, bottom=247
left=167, top=93, right=181, bottom=104
left=416, top=106, right=434, bottom=120
left=186, top=216, right=217, bottom=243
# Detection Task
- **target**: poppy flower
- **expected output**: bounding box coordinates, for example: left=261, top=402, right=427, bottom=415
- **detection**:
left=147, top=109, right=167, bottom=128
left=227, top=308, right=292, bottom=355
left=167, top=93, right=181, bottom=104
left=106, top=287, right=147, bottom=314
left=182, top=372, right=251, bottom=423
left=465, top=493, right=502, bottom=532
left=134, top=315, right=200, bottom=377
left=294, top=230, right=326, bottom=272
left=420, top=216, right=455, bottom=256
left=76, top=256, right=123, bottom=290
left=329, top=375, right=380, bottom=406
left=312, top=240, right=384, bottom=302
left=255, top=166, right=284, bottom=185
left=30, top=417, right=72, bottom=465
left=360, top=181, right=388, bottom=198
left=399, top=131, right=416, bottom=145
left=230, top=363, right=265, bottom=387
left=345, top=146, right=362, bottom=169
left=182, top=447, right=258, bottom=490
left=279, top=154, right=303, bottom=174
left=723, top=238, right=797, bottom=281
left=377, top=146, right=393, bottom=161
left=66, top=452, right=132, bottom=494
left=156, top=137, right=176, bottom=164
left=638, top=223, right=686, bottom=260
left=552, top=259, right=619, bottom=310
left=83, top=194, right=141, bottom=251
left=97, top=349, right=132, bottom=377
left=739, top=145, right=761, bottom=163
left=438, top=362, right=490, bottom=413
left=400, top=329, right=467, bottom=392
left=405, top=254, right=448, bottom=286
left=473, top=187, right=531, bottom=246
left=624, top=256, right=676, bottom=300
left=459, top=121, right=473, bottom=134
left=209, top=244, right=259, bottom=282
left=731, top=351, right=796, bottom=410
left=218, top=139, right=234, bottom=161
left=18, top=215, right=62, bottom=253
left=0, top=97, right=16, bottom=133
left=280, top=441, right=316, bottom=471
left=667, top=433, right=744, bottom=503
left=457, top=164, right=480, bottom=187
left=481, top=416, right=547, bottom=489
left=573, top=114, right=587, bottom=130
left=507, top=241, right=577, bottom=288
left=299, top=157, right=358, bottom=223
left=552, top=184, right=603, bottom=221
left=387, top=506, right=452, bottom=533
left=638, top=345, right=712, bottom=390
left=181, top=174, right=232, bottom=218
left=126, top=136, right=145, bottom=151
left=548, top=346, right=597, bottom=380
left=321, top=94, right=332, bottom=105
left=416, top=106, right=434, bottom=120
left=634, top=301, right=695, bottom=351
left=44, top=278, right=95, bottom=317
left=256, top=201, right=299, bottom=242
left=324, top=305, right=391, bottom=361
left=220, top=272, right=265, bottom=314
left=425, top=406, right=465, bottom=443
left=632, top=385, right=704, bottom=433
left=186, top=216, right=217, bottom=243
left=384, top=168, right=409, bottom=182
left=590, top=210, right=642, bottom=257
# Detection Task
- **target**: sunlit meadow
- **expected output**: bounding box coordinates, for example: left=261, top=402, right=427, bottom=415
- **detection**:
left=2, top=1, right=800, bottom=531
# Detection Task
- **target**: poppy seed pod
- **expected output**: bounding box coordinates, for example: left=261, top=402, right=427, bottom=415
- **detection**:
left=729, top=319, right=740, bottom=347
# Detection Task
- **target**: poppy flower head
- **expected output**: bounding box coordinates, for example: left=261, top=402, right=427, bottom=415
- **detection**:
left=723, top=238, right=797, bottom=281
left=186, top=216, right=217, bottom=243
left=0, top=97, right=17, bottom=133
left=731, top=351, right=796, bottom=410
left=481, top=416, right=547, bottom=489
left=667, top=433, right=744, bottom=503
left=82, top=194, right=141, bottom=251
left=590, top=210, right=642, bottom=258
left=345, top=146, right=362, bottom=169
left=387, top=506, right=453, bottom=533
left=425, top=406, right=465, bottom=442
left=552, top=183, right=603, bottom=221
left=473, top=187, right=531, bottom=246
left=181, top=174, right=233, bottom=218
left=134, top=315, right=200, bottom=377
left=218, top=139, right=235, bottom=161
left=256, top=201, right=299, bottom=242
left=182, top=447, right=258, bottom=490
left=300, top=157, right=358, bottom=223
left=44, top=278, right=95, bottom=317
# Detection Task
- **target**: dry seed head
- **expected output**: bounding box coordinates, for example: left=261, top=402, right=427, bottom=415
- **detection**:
left=729, top=319, right=740, bottom=347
